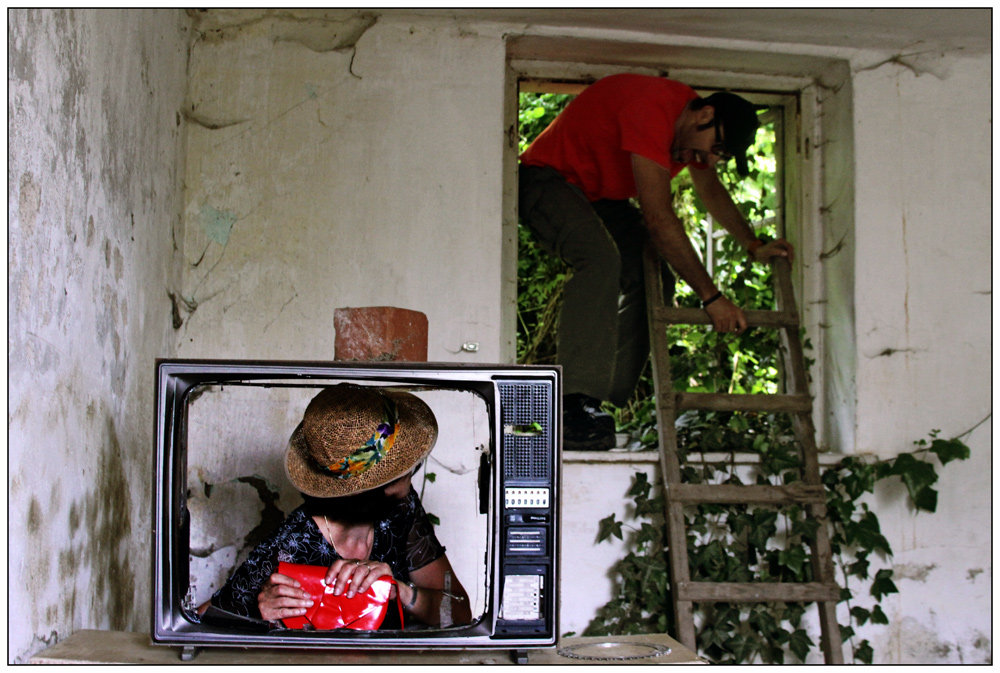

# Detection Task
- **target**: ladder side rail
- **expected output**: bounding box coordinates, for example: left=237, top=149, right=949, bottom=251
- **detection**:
left=643, top=244, right=697, bottom=650
left=772, top=257, right=845, bottom=664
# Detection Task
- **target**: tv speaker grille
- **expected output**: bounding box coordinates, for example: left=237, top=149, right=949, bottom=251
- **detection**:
left=503, top=434, right=551, bottom=480
left=499, top=382, right=553, bottom=482
left=498, top=382, right=552, bottom=429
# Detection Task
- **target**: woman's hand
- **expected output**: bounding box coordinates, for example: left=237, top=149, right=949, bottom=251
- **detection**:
left=257, top=572, right=314, bottom=622
left=325, top=558, right=396, bottom=599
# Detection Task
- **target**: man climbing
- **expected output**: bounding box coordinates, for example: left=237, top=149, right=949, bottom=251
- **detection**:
left=518, top=73, right=794, bottom=450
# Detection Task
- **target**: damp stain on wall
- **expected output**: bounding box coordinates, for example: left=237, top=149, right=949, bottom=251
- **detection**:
left=80, top=416, right=136, bottom=631
left=200, top=204, right=238, bottom=246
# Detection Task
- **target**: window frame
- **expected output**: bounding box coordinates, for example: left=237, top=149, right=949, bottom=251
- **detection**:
left=503, top=56, right=833, bottom=450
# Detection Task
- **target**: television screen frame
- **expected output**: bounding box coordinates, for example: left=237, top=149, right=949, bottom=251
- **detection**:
left=151, top=359, right=561, bottom=660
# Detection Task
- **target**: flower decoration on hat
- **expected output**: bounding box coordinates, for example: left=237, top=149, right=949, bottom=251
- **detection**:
left=322, top=394, right=400, bottom=480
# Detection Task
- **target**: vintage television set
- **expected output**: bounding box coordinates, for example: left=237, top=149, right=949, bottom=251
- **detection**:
left=151, top=359, right=561, bottom=661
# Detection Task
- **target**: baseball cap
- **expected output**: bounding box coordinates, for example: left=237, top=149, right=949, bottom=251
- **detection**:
left=704, top=92, right=760, bottom=177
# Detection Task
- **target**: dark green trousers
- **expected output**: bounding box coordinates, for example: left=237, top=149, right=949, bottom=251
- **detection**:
left=518, top=164, right=674, bottom=406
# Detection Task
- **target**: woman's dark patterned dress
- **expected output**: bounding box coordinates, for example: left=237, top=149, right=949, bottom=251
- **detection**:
left=210, top=487, right=445, bottom=622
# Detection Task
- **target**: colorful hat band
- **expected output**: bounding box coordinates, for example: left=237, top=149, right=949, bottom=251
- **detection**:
left=320, top=393, right=400, bottom=481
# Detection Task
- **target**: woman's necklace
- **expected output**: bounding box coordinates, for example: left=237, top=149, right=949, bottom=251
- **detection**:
left=323, top=515, right=374, bottom=559
left=322, top=515, right=337, bottom=554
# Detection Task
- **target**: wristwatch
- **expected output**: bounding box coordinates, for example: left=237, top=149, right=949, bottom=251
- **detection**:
left=403, top=581, right=419, bottom=610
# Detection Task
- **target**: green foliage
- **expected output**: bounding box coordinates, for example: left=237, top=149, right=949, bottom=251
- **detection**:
left=588, top=426, right=972, bottom=663
left=516, top=89, right=978, bottom=664
left=515, top=92, right=784, bottom=439
left=419, top=470, right=439, bottom=526
left=516, top=93, right=573, bottom=366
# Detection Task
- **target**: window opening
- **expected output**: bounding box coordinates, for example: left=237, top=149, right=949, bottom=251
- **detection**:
left=516, top=79, right=797, bottom=451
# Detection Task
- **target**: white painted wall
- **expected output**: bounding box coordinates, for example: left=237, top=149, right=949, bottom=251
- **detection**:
left=8, top=8, right=191, bottom=664
left=849, top=55, right=992, bottom=663
left=8, top=7, right=991, bottom=665
left=176, top=14, right=508, bottom=364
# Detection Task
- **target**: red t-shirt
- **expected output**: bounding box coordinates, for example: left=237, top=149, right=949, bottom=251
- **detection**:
left=521, top=74, right=698, bottom=202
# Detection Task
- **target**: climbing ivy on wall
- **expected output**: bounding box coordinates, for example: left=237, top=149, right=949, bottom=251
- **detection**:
left=585, top=425, right=975, bottom=664
left=517, top=88, right=978, bottom=663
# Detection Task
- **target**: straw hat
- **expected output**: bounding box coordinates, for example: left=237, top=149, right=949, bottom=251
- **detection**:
left=285, top=385, right=438, bottom=498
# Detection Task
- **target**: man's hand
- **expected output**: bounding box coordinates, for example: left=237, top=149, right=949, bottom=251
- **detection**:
left=705, top=295, right=748, bottom=334
left=258, top=572, right=314, bottom=622
left=752, top=238, right=795, bottom=264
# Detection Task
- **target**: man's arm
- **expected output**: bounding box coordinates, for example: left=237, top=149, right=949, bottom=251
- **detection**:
left=688, top=165, right=794, bottom=263
left=631, top=154, right=747, bottom=333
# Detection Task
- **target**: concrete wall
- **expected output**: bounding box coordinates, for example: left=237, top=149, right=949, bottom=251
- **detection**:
left=175, top=12, right=508, bottom=363
left=8, top=8, right=991, bottom=665
left=8, top=9, right=191, bottom=663
left=850, top=55, right=992, bottom=663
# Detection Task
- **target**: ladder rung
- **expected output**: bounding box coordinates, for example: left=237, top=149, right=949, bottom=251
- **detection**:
left=676, top=392, right=812, bottom=413
left=653, top=306, right=799, bottom=328
left=677, top=581, right=842, bottom=603
left=668, top=483, right=826, bottom=505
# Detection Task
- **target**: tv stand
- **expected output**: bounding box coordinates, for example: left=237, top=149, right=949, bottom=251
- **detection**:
left=31, top=631, right=703, bottom=665
left=511, top=648, right=529, bottom=664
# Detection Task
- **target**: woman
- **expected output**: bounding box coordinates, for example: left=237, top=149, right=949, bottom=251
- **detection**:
left=204, top=384, right=472, bottom=628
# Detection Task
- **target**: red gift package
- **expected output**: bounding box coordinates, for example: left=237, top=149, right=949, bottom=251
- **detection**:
left=277, top=561, right=403, bottom=630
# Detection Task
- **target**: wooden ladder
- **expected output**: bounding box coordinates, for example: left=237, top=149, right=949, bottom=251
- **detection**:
left=643, top=247, right=844, bottom=664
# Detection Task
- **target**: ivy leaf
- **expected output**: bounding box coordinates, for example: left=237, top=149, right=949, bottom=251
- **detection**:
left=854, top=639, right=874, bottom=665
left=424, top=472, right=437, bottom=483
left=871, top=568, right=899, bottom=600
left=778, top=546, right=807, bottom=578
left=871, top=604, right=889, bottom=625
left=627, top=472, right=651, bottom=498
left=912, top=485, right=938, bottom=513
left=636, top=522, right=661, bottom=547
left=597, top=514, right=623, bottom=543
left=427, top=512, right=440, bottom=526
left=851, top=605, right=871, bottom=626
left=847, top=551, right=871, bottom=579
left=929, top=438, right=970, bottom=465
left=789, top=629, right=814, bottom=663
left=882, top=453, right=939, bottom=511
left=791, top=516, right=820, bottom=542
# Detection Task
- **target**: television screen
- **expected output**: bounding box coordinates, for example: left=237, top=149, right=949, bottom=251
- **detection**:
left=152, top=360, right=560, bottom=660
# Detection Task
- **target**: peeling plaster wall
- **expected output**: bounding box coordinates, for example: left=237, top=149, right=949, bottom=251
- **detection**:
left=174, top=10, right=991, bottom=663
left=8, top=9, right=190, bottom=663
left=8, top=7, right=989, bottom=665
left=183, top=386, right=491, bottom=620
left=849, top=54, right=991, bottom=664
left=174, top=12, right=507, bottom=362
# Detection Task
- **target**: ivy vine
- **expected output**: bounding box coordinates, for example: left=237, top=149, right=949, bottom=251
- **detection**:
left=584, top=421, right=978, bottom=663
left=517, top=90, right=981, bottom=664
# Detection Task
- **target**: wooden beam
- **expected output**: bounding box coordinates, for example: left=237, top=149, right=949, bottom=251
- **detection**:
left=676, top=392, right=812, bottom=413
left=653, top=306, right=799, bottom=328
left=668, top=482, right=826, bottom=505
left=677, top=581, right=842, bottom=603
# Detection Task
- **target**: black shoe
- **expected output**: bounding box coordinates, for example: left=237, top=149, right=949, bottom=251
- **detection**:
left=563, top=394, right=616, bottom=450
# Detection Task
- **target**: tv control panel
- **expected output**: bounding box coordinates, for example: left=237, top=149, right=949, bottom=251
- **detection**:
left=496, top=380, right=558, bottom=638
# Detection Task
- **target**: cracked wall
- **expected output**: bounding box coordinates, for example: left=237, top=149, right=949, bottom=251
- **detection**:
left=846, top=53, right=992, bottom=663
left=173, top=11, right=508, bottom=362
left=8, top=7, right=990, bottom=665
left=8, top=9, right=191, bottom=663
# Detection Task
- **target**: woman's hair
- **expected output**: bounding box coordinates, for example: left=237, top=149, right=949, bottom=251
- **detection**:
left=301, top=486, right=402, bottom=525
